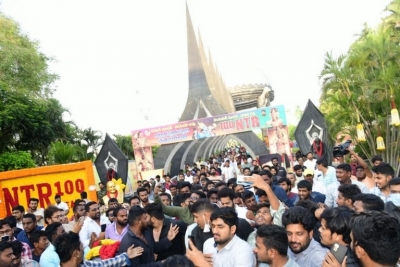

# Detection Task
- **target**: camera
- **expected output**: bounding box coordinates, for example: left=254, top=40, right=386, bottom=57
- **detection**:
left=333, top=140, right=352, bottom=158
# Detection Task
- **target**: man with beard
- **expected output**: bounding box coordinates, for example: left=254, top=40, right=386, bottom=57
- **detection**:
left=242, top=191, right=257, bottom=223
left=325, top=164, right=368, bottom=207
left=233, top=183, right=245, bottom=194
left=26, top=198, right=44, bottom=227
left=118, top=206, right=178, bottom=266
left=207, top=189, right=218, bottom=205
left=293, top=165, right=304, bottom=186
left=271, top=157, right=287, bottom=178
left=254, top=225, right=300, bottom=267
left=192, top=175, right=200, bottom=185
left=0, top=241, right=15, bottom=267
left=54, top=195, right=69, bottom=215
left=282, top=206, right=327, bottom=267
left=79, top=202, right=109, bottom=250
left=105, top=207, right=128, bottom=241
left=17, top=214, right=42, bottom=249
left=202, top=208, right=256, bottom=267
left=137, top=187, right=153, bottom=208
left=69, top=204, right=86, bottom=229
left=278, top=177, right=298, bottom=204
left=11, top=206, right=24, bottom=231
left=43, top=206, right=75, bottom=233
left=56, top=232, right=143, bottom=267
left=144, top=203, right=186, bottom=261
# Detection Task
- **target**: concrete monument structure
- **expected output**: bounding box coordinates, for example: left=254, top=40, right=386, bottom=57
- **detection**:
left=154, top=4, right=271, bottom=174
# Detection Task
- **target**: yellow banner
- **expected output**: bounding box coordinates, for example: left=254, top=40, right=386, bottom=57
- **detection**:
left=0, top=161, right=96, bottom=218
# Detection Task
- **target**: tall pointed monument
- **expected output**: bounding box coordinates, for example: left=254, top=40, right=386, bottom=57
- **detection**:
left=154, top=3, right=268, bottom=174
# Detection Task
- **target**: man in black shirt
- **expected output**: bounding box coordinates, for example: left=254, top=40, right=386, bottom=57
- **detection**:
left=118, top=206, right=179, bottom=267
left=144, top=203, right=186, bottom=261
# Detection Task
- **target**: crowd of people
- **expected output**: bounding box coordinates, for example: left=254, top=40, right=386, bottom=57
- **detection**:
left=1, top=146, right=400, bottom=267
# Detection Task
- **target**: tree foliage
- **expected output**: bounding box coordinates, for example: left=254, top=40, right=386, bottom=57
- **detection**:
left=0, top=151, right=35, bottom=172
left=319, top=0, right=400, bottom=173
left=0, top=13, right=58, bottom=97
left=114, top=135, right=134, bottom=160
left=0, top=82, right=71, bottom=164
left=47, top=140, right=83, bottom=164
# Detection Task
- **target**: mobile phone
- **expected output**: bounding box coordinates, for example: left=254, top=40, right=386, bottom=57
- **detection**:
left=101, top=224, right=107, bottom=232
left=330, top=243, right=348, bottom=264
left=1, top=236, right=9, bottom=241
left=237, top=175, right=253, bottom=186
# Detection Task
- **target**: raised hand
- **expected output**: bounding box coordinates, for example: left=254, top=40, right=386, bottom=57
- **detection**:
left=244, top=174, right=270, bottom=190
left=127, top=244, right=144, bottom=259
left=322, top=251, right=347, bottom=267
left=186, top=240, right=212, bottom=267
left=72, top=216, right=85, bottom=233
left=167, top=224, right=179, bottom=241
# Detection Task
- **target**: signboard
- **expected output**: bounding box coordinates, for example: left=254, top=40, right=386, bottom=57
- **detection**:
left=0, top=161, right=97, bottom=218
left=132, top=105, right=286, bottom=146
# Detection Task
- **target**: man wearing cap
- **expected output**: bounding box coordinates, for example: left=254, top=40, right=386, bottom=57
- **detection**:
left=303, top=169, right=326, bottom=194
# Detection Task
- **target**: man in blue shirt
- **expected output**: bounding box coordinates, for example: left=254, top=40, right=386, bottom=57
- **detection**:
left=260, top=170, right=293, bottom=207
left=17, top=214, right=43, bottom=248
left=40, top=222, right=65, bottom=267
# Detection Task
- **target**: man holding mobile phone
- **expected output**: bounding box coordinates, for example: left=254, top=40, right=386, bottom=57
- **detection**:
left=319, top=207, right=360, bottom=267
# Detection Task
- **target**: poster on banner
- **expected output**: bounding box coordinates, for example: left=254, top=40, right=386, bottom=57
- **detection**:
left=267, top=126, right=291, bottom=156
left=134, top=146, right=154, bottom=172
left=131, top=105, right=287, bottom=146
left=0, top=161, right=96, bottom=218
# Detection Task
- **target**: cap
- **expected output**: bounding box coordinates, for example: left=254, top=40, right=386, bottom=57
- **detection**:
left=303, top=169, right=314, bottom=176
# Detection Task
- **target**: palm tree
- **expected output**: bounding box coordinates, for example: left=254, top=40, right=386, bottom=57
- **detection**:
left=47, top=140, right=83, bottom=164
left=319, top=14, right=400, bottom=173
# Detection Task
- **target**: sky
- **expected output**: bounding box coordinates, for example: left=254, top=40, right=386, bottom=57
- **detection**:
left=0, top=0, right=392, bottom=137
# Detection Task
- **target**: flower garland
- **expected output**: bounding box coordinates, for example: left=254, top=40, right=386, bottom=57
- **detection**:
left=85, top=239, right=121, bottom=260
left=312, top=140, right=324, bottom=157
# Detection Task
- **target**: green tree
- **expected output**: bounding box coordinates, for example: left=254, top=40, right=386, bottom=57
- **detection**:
left=114, top=135, right=134, bottom=159
left=0, top=151, right=35, bottom=171
left=47, top=140, right=82, bottom=164
left=320, top=0, right=400, bottom=173
left=0, top=13, right=58, bottom=97
left=0, top=13, right=76, bottom=165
